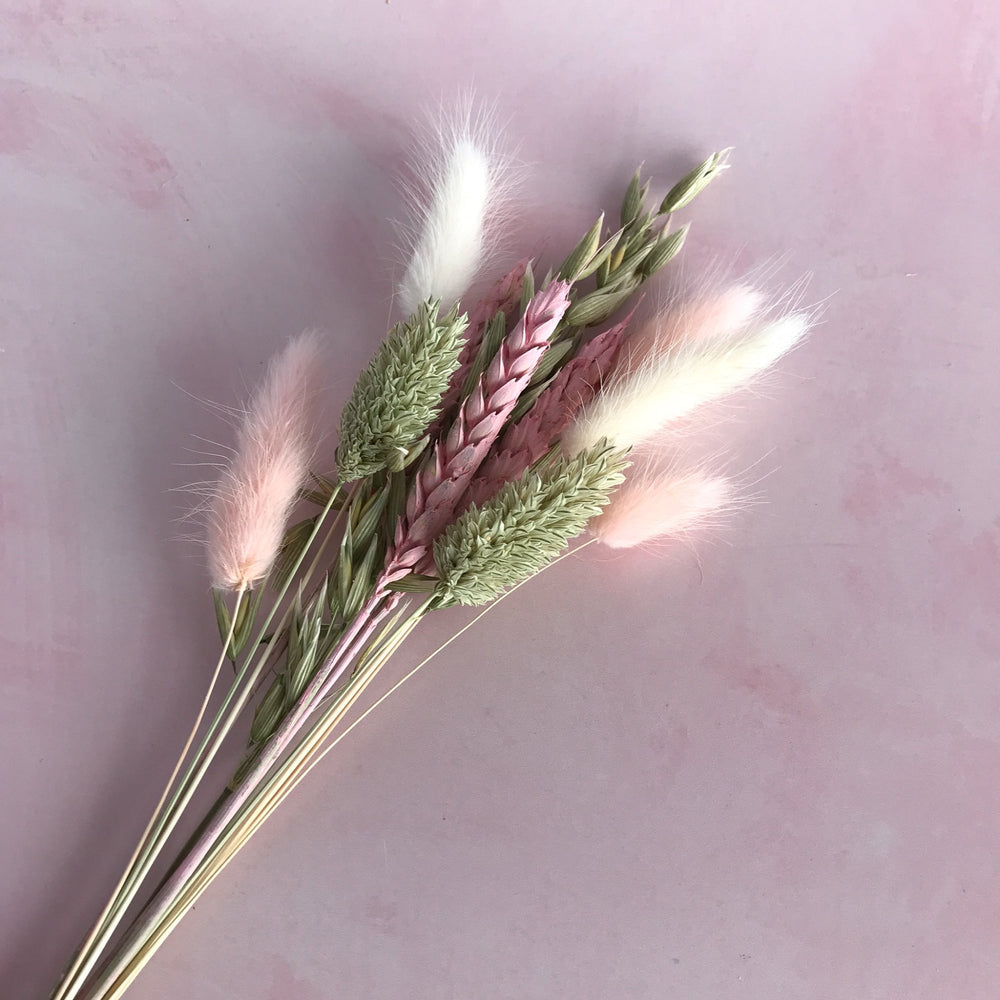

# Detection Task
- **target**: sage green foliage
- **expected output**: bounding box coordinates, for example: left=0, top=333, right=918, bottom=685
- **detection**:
left=619, top=167, right=649, bottom=228
left=433, top=442, right=628, bottom=607
left=640, top=223, right=689, bottom=277
left=213, top=586, right=264, bottom=663
left=336, top=301, right=467, bottom=482
left=518, top=260, right=535, bottom=313
left=244, top=473, right=394, bottom=755
left=558, top=214, right=604, bottom=280
left=547, top=152, right=726, bottom=344
left=271, top=516, right=318, bottom=592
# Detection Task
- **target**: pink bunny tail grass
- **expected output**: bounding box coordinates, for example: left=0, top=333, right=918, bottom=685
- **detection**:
left=429, top=257, right=530, bottom=438
left=385, top=280, right=572, bottom=579
left=396, top=101, right=517, bottom=317
left=622, top=284, right=765, bottom=372
left=205, top=332, right=324, bottom=590
left=463, top=315, right=630, bottom=509
left=592, top=468, right=735, bottom=549
left=562, top=310, right=810, bottom=456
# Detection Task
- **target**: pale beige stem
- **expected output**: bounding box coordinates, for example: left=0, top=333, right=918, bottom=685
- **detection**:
left=51, top=585, right=247, bottom=1000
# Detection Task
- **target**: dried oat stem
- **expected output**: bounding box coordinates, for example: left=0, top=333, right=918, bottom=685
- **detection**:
left=49, top=587, right=247, bottom=1000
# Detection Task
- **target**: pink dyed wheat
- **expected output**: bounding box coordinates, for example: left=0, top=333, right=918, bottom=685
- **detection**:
left=385, top=280, right=572, bottom=579
left=430, top=258, right=530, bottom=436
left=464, top=315, right=630, bottom=508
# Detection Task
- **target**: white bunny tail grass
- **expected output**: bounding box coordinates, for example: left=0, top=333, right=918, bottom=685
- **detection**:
left=562, top=310, right=810, bottom=456
left=205, top=331, right=324, bottom=591
left=621, top=284, right=766, bottom=372
left=592, top=467, right=736, bottom=549
left=396, top=99, right=516, bottom=317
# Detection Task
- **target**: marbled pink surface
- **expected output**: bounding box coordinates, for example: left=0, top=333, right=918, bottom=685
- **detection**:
left=2, top=2, right=999, bottom=998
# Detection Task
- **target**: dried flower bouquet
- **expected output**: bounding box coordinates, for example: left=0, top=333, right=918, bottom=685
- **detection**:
left=49, top=113, right=809, bottom=1000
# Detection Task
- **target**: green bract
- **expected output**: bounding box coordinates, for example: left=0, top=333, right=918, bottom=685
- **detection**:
left=433, top=442, right=629, bottom=607
left=336, top=301, right=466, bottom=482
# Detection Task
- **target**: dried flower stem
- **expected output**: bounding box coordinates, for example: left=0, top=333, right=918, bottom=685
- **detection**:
left=50, top=587, right=247, bottom=1000
left=78, top=582, right=397, bottom=1000
left=55, top=484, right=344, bottom=1000
left=105, top=608, right=429, bottom=997
left=100, top=536, right=597, bottom=985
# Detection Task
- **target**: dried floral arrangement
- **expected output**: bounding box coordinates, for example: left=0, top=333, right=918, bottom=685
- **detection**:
left=49, top=111, right=809, bottom=1000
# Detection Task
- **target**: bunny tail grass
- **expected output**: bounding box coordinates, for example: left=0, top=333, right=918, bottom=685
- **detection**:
left=593, top=468, right=734, bottom=548
left=205, top=332, right=324, bottom=590
left=622, top=284, right=765, bottom=371
left=397, top=103, right=514, bottom=316
left=562, top=311, right=810, bottom=456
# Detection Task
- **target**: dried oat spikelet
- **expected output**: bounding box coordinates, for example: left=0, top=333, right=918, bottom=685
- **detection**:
left=206, top=332, right=323, bottom=591
left=335, top=301, right=467, bottom=483
left=433, top=441, right=628, bottom=607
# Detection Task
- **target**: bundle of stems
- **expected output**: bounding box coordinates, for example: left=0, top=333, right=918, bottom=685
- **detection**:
left=50, top=120, right=809, bottom=1000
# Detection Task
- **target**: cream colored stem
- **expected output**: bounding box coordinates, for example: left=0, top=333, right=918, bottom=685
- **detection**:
left=49, top=585, right=246, bottom=1000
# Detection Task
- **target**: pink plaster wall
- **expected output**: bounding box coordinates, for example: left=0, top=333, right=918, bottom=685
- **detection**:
left=2, top=1, right=998, bottom=998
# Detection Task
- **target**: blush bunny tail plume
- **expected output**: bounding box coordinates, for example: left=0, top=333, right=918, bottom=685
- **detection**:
left=206, top=332, right=324, bottom=591
left=592, top=469, right=734, bottom=549
left=562, top=307, right=810, bottom=456
left=622, top=284, right=765, bottom=371
left=397, top=103, right=514, bottom=317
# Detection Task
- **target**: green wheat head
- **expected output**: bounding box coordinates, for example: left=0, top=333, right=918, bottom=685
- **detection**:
left=336, top=301, right=467, bottom=482
left=433, top=442, right=629, bottom=607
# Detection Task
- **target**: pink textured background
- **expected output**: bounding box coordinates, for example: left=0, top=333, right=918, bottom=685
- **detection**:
left=2, top=2, right=999, bottom=998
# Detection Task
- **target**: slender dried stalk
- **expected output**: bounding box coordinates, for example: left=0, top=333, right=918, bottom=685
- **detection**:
left=77, top=586, right=395, bottom=1000
left=79, top=606, right=428, bottom=1000
left=49, top=588, right=247, bottom=1000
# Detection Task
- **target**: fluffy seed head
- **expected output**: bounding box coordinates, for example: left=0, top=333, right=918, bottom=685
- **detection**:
left=206, top=332, right=324, bottom=590
left=397, top=102, right=514, bottom=317
left=593, top=468, right=734, bottom=549
left=563, top=306, right=809, bottom=456
left=622, top=284, right=764, bottom=371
